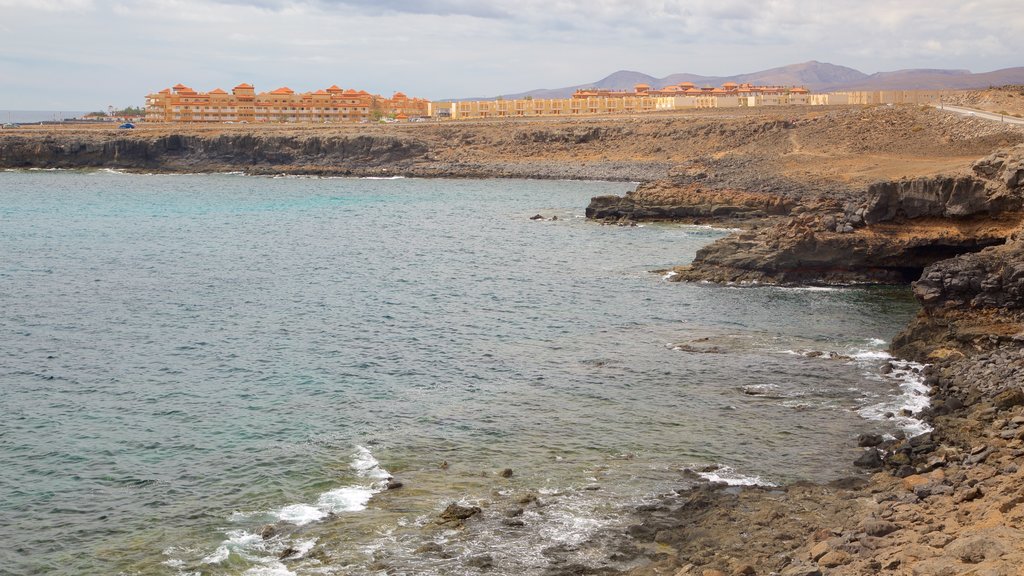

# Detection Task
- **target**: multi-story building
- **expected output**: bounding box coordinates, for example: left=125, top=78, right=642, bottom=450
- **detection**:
left=145, top=84, right=429, bottom=123
left=439, top=82, right=822, bottom=120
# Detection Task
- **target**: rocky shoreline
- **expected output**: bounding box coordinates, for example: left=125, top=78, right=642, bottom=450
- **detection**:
left=577, top=145, right=1024, bottom=574
left=4, top=104, right=1024, bottom=575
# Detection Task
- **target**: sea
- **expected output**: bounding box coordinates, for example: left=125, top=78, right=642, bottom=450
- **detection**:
left=0, top=110, right=90, bottom=124
left=0, top=170, right=927, bottom=575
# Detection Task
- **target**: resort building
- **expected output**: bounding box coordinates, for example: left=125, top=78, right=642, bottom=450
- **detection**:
left=145, top=84, right=430, bottom=123
left=439, top=82, right=825, bottom=120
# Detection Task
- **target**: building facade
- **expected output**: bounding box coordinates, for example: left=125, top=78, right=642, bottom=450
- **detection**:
left=440, top=82, right=823, bottom=120
left=145, top=84, right=429, bottom=123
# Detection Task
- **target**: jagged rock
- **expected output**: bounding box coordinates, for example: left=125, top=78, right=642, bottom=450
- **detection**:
left=861, top=176, right=1006, bottom=225
left=586, top=182, right=794, bottom=222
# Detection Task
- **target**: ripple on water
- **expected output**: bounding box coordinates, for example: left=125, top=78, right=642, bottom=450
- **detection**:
left=0, top=173, right=923, bottom=575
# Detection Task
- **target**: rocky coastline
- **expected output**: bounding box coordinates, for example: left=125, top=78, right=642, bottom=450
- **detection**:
left=4, top=104, right=1024, bottom=575
left=579, top=141, right=1024, bottom=574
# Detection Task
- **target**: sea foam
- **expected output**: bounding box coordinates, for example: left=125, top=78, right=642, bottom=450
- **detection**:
left=271, top=445, right=389, bottom=525
left=698, top=465, right=776, bottom=487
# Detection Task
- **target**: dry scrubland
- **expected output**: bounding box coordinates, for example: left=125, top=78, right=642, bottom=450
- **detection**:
left=4, top=95, right=1024, bottom=576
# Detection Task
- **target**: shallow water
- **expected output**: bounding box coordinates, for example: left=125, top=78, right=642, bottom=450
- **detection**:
left=0, top=172, right=922, bottom=575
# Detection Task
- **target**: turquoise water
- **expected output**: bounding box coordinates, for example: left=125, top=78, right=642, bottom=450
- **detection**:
left=0, top=171, right=921, bottom=575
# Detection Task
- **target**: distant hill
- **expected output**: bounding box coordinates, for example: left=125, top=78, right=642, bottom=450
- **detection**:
left=454, top=61, right=1024, bottom=101
left=835, top=67, right=1024, bottom=91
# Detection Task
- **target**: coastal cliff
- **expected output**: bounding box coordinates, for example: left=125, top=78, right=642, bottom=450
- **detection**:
left=0, top=133, right=431, bottom=174
left=582, top=146, right=1024, bottom=576
left=6, top=104, right=1024, bottom=576
left=658, top=146, right=1024, bottom=285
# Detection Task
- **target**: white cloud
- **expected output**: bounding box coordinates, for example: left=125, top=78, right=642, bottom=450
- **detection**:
left=0, top=0, right=1022, bottom=109
left=0, top=0, right=93, bottom=10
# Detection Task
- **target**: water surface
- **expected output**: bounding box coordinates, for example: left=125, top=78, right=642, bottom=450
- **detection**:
left=0, top=171, right=921, bottom=575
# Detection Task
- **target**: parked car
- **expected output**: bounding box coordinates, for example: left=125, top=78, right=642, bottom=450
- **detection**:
left=118, top=122, right=135, bottom=129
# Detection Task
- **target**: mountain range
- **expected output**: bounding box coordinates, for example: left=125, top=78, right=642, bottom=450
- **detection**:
left=464, top=61, right=1024, bottom=101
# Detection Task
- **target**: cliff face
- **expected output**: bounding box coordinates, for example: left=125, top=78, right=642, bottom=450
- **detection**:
left=666, top=146, right=1024, bottom=286
left=891, top=234, right=1024, bottom=361
left=586, top=181, right=795, bottom=223
left=0, top=133, right=429, bottom=173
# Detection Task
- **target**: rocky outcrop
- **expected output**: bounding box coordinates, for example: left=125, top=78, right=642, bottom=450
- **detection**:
left=889, top=233, right=1024, bottom=362
left=0, top=133, right=429, bottom=173
left=586, top=181, right=795, bottom=224
left=671, top=146, right=1024, bottom=285
left=913, top=234, right=1024, bottom=309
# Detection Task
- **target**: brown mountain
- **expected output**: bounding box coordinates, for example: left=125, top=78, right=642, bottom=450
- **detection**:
left=475, top=61, right=1024, bottom=100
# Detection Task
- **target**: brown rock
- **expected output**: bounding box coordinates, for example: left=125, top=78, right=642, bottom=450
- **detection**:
left=945, top=534, right=1007, bottom=563
left=439, top=503, right=481, bottom=522
left=809, top=541, right=831, bottom=562
left=955, top=486, right=984, bottom=503
left=902, top=474, right=931, bottom=492
left=779, top=564, right=821, bottom=576
left=818, top=550, right=851, bottom=568
left=994, top=388, right=1024, bottom=410
left=860, top=520, right=899, bottom=537
left=731, top=565, right=756, bottom=576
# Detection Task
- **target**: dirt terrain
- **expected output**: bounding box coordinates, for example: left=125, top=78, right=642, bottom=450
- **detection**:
left=2, top=105, right=1018, bottom=187
left=945, top=85, right=1024, bottom=118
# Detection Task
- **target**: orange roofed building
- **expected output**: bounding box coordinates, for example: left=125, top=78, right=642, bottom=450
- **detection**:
left=146, top=84, right=430, bottom=123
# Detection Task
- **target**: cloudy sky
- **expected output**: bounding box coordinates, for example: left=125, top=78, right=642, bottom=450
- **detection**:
left=1, top=0, right=1022, bottom=110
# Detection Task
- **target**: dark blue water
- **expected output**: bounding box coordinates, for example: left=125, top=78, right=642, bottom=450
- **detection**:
left=0, top=171, right=921, bottom=575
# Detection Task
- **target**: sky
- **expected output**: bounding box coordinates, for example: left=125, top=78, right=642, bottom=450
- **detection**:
left=1, top=0, right=1022, bottom=110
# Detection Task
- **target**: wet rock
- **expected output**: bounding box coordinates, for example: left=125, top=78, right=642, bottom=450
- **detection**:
left=386, top=478, right=404, bottom=490
left=439, top=503, right=482, bottom=522
left=499, top=468, right=514, bottom=478
left=258, top=524, right=276, bottom=540
left=857, top=433, right=885, bottom=447
left=530, top=214, right=544, bottom=220
left=414, top=542, right=448, bottom=556
left=278, top=546, right=298, bottom=559
left=854, top=449, right=884, bottom=469
left=466, top=553, right=493, bottom=569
